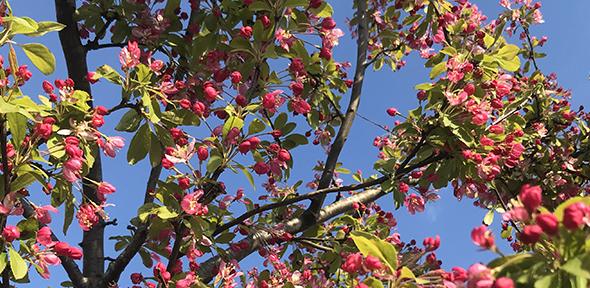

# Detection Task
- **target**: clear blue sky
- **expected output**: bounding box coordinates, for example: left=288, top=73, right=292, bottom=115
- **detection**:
left=5, top=0, right=590, bottom=286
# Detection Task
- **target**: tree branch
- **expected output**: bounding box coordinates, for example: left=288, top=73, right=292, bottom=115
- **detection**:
left=212, top=175, right=388, bottom=237
left=166, top=223, right=183, bottom=272
left=304, top=0, right=371, bottom=224
left=198, top=151, right=448, bottom=283
left=55, top=0, right=106, bottom=284
left=196, top=187, right=385, bottom=283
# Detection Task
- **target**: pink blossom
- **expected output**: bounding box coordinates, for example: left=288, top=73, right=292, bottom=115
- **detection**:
left=53, top=241, right=83, bottom=259
left=176, top=272, right=196, bottom=288
left=0, top=192, right=23, bottom=215
left=97, top=182, right=117, bottom=202
left=494, top=75, right=513, bottom=96
left=261, top=90, right=284, bottom=113
left=165, top=141, right=196, bottom=164
left=445, top=91, right=468, bottom=106
left=322, top=28, right=344, bottom=49
left=36, top=205, right=58, bottom=225
left=289, top=97, right=311, bottom=115
left=341, top=253, right=363, bottom=273
left=502, top=206, right=529, bottom=222
left=467, top=263, right=494, bottom=288
left=275, top=29, right=296, bottom=51
left=477, top=155, right=501, bottom=181
left=150, top=59, right=164, bottom=72
left=102, top=136, right=125, bottom=157
left=37, top=226, right=55, bottom=246
left=76, top=203, right=100, bottom=231
left=404, top=194, right=425, bottom=215
left=532, top=10, right=544, bottom=24
left=2, top=225, right=20, bottom=242
left=471, top=225, right=495, bottom=249
left=119, top=41, right=141, bottom=69
left=63, top=158, right=83, bottom=182
left=181, top=190, right=208, bottom=216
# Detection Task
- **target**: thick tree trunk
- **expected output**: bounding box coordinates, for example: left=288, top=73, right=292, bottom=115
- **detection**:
left=54, top=1, right=104, bottom=286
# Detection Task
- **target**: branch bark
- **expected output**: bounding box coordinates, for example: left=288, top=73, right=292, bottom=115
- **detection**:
left=304, top=0, right=370, bottom=222
left=55, top=0, right=105, bottom=285
left=197, top=187, right=384, bottom=283
left=212, top=175, right=388, bottom=237
left=197, top=149, right=447, bottom=283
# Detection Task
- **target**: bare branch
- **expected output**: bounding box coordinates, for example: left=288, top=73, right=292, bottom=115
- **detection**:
left=55, top=0, right=105, bottom=284
left=305, top=0, right=371, bottom=224
left=212, top=175, right=388, bottom=237
left=197, top=187, right=385, bottom=283
left=198, top=151, right=448, bottom=283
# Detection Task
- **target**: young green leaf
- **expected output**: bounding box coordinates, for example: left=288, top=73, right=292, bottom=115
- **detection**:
left=350, top=231, right=398, bottom=272
left=9, top=247, right=27, bottom=280
left=127, top=124, right=151, bottom=165
left=21, top=43, right=56, bottom=75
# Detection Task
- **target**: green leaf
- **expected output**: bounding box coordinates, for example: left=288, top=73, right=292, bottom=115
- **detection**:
left=16, top=218, right=39, bottom=239
left=138, top=203, right=158, bottom=222
left=429, top=61, right=447, bottom=79
left=141, top=92, right=160, bottom=123
left=207, top=154, right=223, bottom=173
left=561, top=254, right=590, bottom=279
left=23, top=21, right=65, bottom=37
left=20, top=43, right=56, bottom=75
left=96, top=65, right=123, bottom=85
left=139, top=249, right=153, bottom=268
left=350, top=231, right=398, bottom=272
left=310, top=2, right=333, bottom=17
left=127, top=123, right=151, bottom=165
left=215, top=232, right=236, bottom=244
left=10, top=173, right=36, bottom=191
left=483, top=209, right=494, bottom=226
left=223, top=116, right=244, bottom=138
left=497, top=44, right=520, bottom=60
left=248, top=118, right=266, bottom=135
left=248, top=1, right=271, bottom=11
left=399, top=266, right=417, bottom=280
left=363, top=277, right=384, bottom=288
left=497, top=56, right=520, bottom=72
left=0, top=97, right=19, bottom=113
left=9, top=247, right=27, bottom=280
left=240, top=166, right=256, bottom=189
left=415, top=83, right=434, bottom=91
left=6, top=112, right=27, bottom=146
left=440, top=46, right=457, bottom=56
left=0, top=253, right=7, bottom=274
left=284, top=0, right=308, bottom=7
left=63, top=198, right=75, bottom=235
left=149, top=135, right=162, bottom=168
left=4, top=16, right=38, bottom=34
left=156, top=206, right=178, bottom=220
left=115, top=109, right=142, bottom=132
left=535, top=274, right=557, bottom=288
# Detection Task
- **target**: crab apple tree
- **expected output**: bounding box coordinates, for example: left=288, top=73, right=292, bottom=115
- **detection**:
left=0, top=0, right=586, bottom=287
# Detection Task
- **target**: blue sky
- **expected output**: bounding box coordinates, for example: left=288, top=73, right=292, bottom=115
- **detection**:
left=5, top=0, right=590, bottom=286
